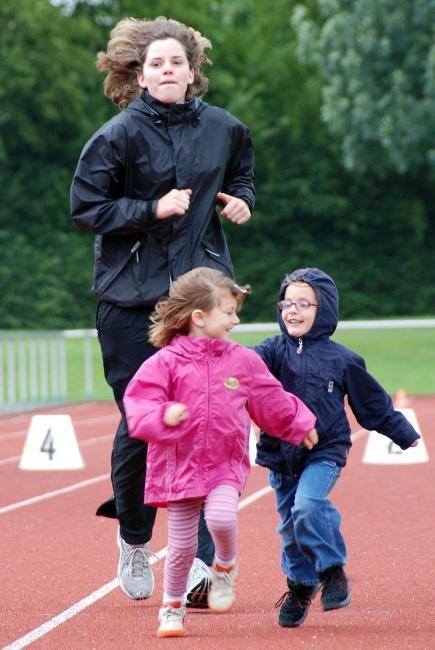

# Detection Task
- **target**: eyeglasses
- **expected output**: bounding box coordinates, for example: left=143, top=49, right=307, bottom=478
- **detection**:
left=277, top=299, right=318, bottom=311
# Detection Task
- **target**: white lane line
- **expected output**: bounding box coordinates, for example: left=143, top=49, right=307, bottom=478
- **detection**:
left=0, top=474, right=110, bottom=515
left=0, top=403, right=106, bottom=432
left=2, top=427, right=370, bottom=647
left=0, top=414, right=118, bottom=442
left=0, top=434, right=114, bottom=466
left=0, top=455, right=20, bottom=466
left=2, top=485, right=272, bottom=649
left=0, top=428, right=368, bottom=513
left=2, top=580, right=122, bottom=650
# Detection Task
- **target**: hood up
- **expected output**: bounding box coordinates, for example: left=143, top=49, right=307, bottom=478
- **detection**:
left=278, top=267, right=339, bottom=342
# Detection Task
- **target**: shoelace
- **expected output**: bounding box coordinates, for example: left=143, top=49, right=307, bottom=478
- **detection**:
left=274, top=591, right=290, bottom=608
left=213, top=571, right=234, bottom=590
left=189, top=562, right=211, bottom=585
left=160, top=605, right=184, bottom=622
left=126, top=545, right=159, bottom=578
left=274, top=590, right=311, bottom=608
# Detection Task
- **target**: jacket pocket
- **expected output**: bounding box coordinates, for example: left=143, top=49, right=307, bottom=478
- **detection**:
left=201, top=242, right=234, bottom=277
left=95, top=240, right=142, bottom=293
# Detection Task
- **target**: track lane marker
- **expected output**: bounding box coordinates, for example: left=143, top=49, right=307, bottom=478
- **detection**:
left=0, top=414, right=118, bottom=442
left=0, top=434, right=115, bottom=467
left=0, top=434, right=114, bottom=467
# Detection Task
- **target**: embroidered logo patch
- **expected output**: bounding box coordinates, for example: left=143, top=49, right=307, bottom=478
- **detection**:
left=224, top=377, right=240, bottom=390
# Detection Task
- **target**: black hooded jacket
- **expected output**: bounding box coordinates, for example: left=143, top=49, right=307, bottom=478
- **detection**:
left=255, top=268, right=420, bottom=477
left=70, top=92, right=255, bottom=306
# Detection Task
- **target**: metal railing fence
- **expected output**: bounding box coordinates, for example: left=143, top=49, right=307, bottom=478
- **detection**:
left=1, top=319, right=434, bottom=415
left=0, top=331, right=67, bottom=414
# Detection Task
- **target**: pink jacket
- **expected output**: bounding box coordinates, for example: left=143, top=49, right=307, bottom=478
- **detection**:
left=124, top=335, right=316, bottom=507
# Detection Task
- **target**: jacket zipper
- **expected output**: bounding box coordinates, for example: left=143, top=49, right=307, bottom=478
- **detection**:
left=292, top=338, right=307, bottom=476
left=203, top=354, right=211, bottom=473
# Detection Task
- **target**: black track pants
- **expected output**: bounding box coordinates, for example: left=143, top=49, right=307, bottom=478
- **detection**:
left=96, top=301, right=215, bottom=562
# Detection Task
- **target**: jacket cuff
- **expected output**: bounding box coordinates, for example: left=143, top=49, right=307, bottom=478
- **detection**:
left=234, top=193, right=255, bottom=211
left=145, top=199, right=158, bottom=223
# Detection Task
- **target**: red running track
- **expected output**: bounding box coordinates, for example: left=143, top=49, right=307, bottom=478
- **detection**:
left=1, top=397, right=434, bottom=649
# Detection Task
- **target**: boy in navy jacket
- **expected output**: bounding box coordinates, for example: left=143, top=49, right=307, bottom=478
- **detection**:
left=255, top=267, right=420, bottom=627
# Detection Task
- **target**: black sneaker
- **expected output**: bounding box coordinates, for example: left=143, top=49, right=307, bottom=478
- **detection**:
left=275, top=579, right=319, bottom=627
left=320, top=566, right=351, bottom=611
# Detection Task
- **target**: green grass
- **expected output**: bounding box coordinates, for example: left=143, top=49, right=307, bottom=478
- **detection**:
left=232, top=327, right=435, bottom=396
left=66, top=338, right=112, bottom=402
left=7, top=325, right=433, bottom=407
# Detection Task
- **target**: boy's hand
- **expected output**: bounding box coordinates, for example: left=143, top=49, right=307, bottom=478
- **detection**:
left=164, top=403, right=189, bottom=427
left=302, top=428, right=319, bottom=450
left=410, top=439, right=419, bottom=447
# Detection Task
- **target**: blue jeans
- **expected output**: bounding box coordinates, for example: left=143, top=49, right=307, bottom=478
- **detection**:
left=269, top=459, right=347, bottom=586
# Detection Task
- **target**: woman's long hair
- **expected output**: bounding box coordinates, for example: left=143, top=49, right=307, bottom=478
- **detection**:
left=149, top=268, right=251, bottom=348
left=96, top=16, right=212, bottom=108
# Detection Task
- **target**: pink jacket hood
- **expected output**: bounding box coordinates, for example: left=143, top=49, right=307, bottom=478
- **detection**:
left=124, top=335, right=316, bottom=506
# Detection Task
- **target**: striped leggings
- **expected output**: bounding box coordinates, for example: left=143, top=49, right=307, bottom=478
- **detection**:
left=164, top=484, right=239, bottom=602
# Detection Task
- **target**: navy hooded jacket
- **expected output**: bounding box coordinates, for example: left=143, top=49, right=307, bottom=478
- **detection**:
left=255, top=268, right=420, bottom=477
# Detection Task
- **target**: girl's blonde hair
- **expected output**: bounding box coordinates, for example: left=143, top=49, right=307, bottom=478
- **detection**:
left=96, top=16, right=212, bottom=108
left=149, top=268, right=251, bottom=348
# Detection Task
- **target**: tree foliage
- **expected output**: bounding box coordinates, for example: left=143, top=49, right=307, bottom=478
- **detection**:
left=0, top=0, right=107, bottom=327
left=292, top=0, right=435, bottom=175
left=1, top=0, right=434, bottom=328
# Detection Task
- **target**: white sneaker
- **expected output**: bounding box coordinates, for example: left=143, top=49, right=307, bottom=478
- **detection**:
left=186, top=557, right=212, bottom=608
left=117, top=527, right=155, bottom=599
left=208, top=563, right=238, bottom=612
left=157, top=602, right=186, bottom=638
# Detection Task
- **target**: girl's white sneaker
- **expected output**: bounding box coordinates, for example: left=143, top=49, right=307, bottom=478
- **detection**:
left=208, top=563, right=238, bottom=612
left=157, top=601, right=186, bottom=638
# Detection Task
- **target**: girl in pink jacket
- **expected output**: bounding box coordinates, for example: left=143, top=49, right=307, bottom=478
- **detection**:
left=123, top=267, right=318, bottom=638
